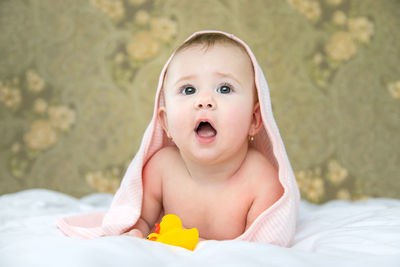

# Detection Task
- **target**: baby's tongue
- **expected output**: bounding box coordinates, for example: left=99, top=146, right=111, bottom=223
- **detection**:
left=197, top=124, right=216, bottom=137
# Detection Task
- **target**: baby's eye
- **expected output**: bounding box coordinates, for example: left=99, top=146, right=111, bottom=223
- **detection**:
left=181, top=86, right=196, bottom=95
left=217, top=85, right=232, bottom=94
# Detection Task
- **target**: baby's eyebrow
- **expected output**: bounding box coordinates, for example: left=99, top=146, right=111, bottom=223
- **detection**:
left=173, top=72, right=241, bottom=86
left=173, top=74, right=197, bottom=86
left=214, top=72, right=241, bottom=85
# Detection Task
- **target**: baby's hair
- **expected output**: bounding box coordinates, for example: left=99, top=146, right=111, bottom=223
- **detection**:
left=174, top=32, right=248, bottom=55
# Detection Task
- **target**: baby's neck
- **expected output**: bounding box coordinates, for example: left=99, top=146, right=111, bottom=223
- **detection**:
left=180, top=145, right=249, bottom=185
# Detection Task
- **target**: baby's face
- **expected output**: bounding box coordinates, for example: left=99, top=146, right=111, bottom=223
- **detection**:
left=160, top=43, right=259, bottom=164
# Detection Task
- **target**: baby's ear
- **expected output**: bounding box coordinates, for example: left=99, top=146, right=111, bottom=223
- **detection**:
left=158, top=107, right=170, bottom=138
left=249, top=102, right=263, bottom=136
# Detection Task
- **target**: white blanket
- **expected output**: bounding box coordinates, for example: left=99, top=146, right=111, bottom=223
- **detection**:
left=1, top=189, right=399, bottom=266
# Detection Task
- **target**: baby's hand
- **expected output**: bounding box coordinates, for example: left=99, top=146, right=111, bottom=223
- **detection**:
left=123, top=229, right=144, bottom=238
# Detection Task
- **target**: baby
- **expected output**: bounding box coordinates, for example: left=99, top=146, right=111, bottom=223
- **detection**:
left=57, top=31, right=298, bottom=247
left=128, top=33, right=284, bottom=240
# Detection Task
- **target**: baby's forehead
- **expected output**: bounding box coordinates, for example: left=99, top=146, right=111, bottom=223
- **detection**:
left=164, top=43, right=254, bottom=81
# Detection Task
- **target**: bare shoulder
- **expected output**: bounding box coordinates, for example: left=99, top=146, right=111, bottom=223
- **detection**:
left=143, top=146, right=179, bottom=183
left=246, top=148, right=277, bottom=179
left=244, top=149, right=284, bottom=229
left=246, top=148, right=283, bottom=201
left=145, top=146, right=180, bottom=169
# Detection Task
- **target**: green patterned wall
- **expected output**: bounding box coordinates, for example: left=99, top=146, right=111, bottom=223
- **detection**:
left=0, top=0, right=399, bottom=203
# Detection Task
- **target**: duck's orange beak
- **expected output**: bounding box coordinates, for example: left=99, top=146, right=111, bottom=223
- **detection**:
left=154, top=223, right=160, bottom=234
left=147, top=223, right=161, bottom=241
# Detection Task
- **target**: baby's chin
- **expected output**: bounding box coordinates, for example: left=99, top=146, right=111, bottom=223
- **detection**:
left=186, top=143, right=248, bottom=165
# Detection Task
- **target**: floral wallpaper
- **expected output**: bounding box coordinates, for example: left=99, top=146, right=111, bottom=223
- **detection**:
left=0, top=0, right=399, bottom=204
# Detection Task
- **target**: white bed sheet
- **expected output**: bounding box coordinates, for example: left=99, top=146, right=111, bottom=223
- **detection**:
left=0, top=189, right=399, bottom=267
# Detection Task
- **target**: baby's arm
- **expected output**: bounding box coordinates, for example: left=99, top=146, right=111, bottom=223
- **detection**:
left=245, top=161, right=283, bottom=230
left=126, top=151, right=164, bottom=237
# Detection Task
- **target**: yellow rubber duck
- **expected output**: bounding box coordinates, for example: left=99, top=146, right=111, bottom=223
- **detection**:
left=147, top=214, right=199, bottom=251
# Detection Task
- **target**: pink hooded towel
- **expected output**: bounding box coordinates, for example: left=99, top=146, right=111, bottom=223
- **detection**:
left=57, top=30, right=300, bottom=247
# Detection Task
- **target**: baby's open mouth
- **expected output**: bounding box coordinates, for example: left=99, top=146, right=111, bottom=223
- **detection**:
left=195, top=121, right=217, bottom=138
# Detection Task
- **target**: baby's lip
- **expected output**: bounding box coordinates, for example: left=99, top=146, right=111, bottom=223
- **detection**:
left=194, top=118, right=217, bottom=133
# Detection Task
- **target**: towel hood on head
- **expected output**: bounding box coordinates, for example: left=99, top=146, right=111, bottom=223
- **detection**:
left=57, top=30, right=300, bottom=247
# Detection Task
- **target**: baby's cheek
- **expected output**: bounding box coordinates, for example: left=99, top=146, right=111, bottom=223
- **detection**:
left=225, top=113, right=252, bottom=135
left=169, top=114, right=189, bottom=129
left=167, top=111, right=192, bottom=137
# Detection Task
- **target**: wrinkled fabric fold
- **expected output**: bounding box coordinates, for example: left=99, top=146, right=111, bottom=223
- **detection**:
left=57, top=30, right=300, bottom=247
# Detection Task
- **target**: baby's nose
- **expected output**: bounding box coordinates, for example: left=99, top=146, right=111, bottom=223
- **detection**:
left=195, top=96, right=216, bottom=110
